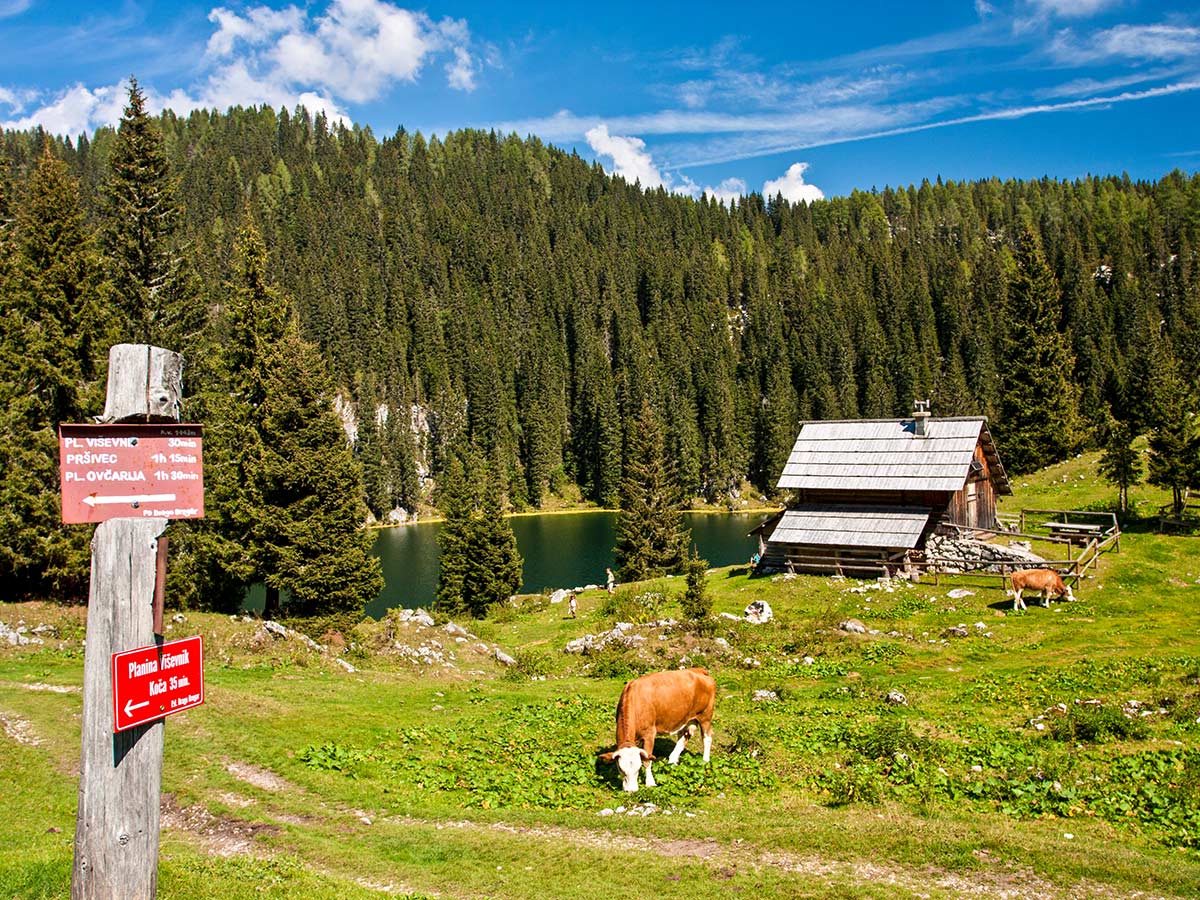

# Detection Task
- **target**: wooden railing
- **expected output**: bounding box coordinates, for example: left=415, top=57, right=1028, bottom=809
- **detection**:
left=762, top=507, right=1120, bottom=589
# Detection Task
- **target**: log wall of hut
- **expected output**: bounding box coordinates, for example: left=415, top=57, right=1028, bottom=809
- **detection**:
left=943, top=447, right=998, bottom=531
left=760, top=542, right=906, bottom=577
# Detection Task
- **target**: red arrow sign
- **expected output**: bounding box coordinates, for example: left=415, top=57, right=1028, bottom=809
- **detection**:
left=111, top=635, right=205, bottom=732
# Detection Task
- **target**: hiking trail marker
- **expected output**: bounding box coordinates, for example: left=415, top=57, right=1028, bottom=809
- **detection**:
left=72, top=343, right=205, bottom=900
left=111, top=635, right=205, bottom=733
left=59, top=423, right=204, bottom=524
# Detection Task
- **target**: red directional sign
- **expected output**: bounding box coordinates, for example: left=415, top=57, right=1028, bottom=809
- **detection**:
left=111, top=635, right=205, bottom=733
left=59, top=423, right=204, bottom=524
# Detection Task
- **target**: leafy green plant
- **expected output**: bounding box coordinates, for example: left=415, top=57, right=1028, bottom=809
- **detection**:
left=503, top=648, right=555, bottom=681
left=296, top=742, right=369, bottom=776
left=1047, top=704, right=1150, bottom=743
left=598, top=588, right=664, bottom=625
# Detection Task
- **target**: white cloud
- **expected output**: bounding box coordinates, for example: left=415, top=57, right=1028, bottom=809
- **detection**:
left=206, top=5, right=305, bottom=57
left=205, top=2, right=478, bottom=106
left=0, top=0, right=31, bottom=19
left=703, top=177, right=747, bottom=204
left=1027, top=0, right=1121, bottom=19
left=585, top=124, right=670, bottom=190
left=446, top=46, right=477, bottom=91
left=5, top=1, right=477, bottom=138
left=0, top=84, right=38, bottom=115
left=763, top=162, right=825, bottom=204
left=1, top=82, right=126, bottom=138
left=1050, top=24, right=1200, bottom=64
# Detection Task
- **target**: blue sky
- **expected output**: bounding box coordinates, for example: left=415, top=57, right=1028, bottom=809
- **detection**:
left=1, top=0, right=1198, bottom=200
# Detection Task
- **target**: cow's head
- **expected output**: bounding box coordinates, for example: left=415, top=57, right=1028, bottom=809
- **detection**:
left=599, top=747, right=655, bottom=792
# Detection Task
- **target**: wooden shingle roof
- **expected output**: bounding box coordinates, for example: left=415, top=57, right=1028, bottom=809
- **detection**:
left=767, top=504, right=933, bottom=550
left=776, top=417, right=1011, bottom=495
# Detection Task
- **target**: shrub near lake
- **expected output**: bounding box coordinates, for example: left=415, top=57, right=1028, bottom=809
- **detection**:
left=3, top=455, right=1200, bottom=899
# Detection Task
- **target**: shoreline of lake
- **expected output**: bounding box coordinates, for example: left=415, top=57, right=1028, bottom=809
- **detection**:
left=367, top=504, right=783, bottom=529
left=364, top=509, right=770, bottom=617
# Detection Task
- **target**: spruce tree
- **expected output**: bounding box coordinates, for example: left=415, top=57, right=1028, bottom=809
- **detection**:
left=680, top=548, right=713, bottom=633
left=613, top=399, right=689, bottom=582
left=1097, top=412, right=1142, bottom=515
left=435, top=446, right=523, bottom=618
left=99, top=77, right=203, bottom=350
left=0, top=144, right=108, bottom=600
left=202, top=215, right=381, bottom=621
left=998, top=226, right=1081, bottom=473
left=1145, top=351, right=1199, bottom=517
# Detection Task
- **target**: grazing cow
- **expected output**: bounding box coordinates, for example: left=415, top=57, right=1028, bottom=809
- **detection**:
left=598, top=667, right=715, bottom=792
left=1010, top=568, right=1076, bottom=610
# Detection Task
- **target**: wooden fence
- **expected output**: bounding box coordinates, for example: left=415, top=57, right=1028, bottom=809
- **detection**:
left=762, top=507, right=1121, bottom=590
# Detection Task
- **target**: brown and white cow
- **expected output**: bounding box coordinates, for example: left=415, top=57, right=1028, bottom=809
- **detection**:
left=1010, top=568, right=1076, bottom=610
left=598, top=667, right=715, bottom=792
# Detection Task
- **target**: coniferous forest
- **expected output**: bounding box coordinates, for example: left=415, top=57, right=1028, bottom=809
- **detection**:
left=2, top=94, right=1199, bottom=612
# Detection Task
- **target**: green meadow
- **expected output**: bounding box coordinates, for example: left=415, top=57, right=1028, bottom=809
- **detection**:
left=2, top=452, right=1198, bottom=899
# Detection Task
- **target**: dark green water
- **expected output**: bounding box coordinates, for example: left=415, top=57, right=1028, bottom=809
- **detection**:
left=364, top=511, right=765, bottom=618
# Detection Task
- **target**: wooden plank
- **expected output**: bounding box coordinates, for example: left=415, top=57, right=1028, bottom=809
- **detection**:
left=73, top=519, right=167, bottom=900
left=74, top=343, right=184, bottom=900
left=101, top=344, right=184, bottom=423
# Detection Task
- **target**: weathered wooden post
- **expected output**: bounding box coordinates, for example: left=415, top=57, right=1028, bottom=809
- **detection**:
left=72, top=344, right=184, bottom=900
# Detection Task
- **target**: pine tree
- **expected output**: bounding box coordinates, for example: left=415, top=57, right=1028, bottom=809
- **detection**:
left=680, top=547, right=713, bottom=632
left=1145, top=351, right=1199, bottom=517
left=998, top=226, right=1081, bottom=473
left=435, top=445, right=523, bottom=618
left=613, top=399, right=690, bottom=582
left=1097, top=412, right=1142, bottom=515
left=99, top=77, right=203, bottom=350
left=0, top=144, right=108, bottom=600
left=201, top=215, right=380, bottom=621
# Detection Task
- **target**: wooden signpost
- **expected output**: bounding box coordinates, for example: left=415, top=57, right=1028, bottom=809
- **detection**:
left=68, top=344, right=204, bottom=900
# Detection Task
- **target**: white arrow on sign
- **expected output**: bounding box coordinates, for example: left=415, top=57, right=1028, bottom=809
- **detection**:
left=83, top=493, right=176, bottom=507
left=124, top=698, right=149, bottom=718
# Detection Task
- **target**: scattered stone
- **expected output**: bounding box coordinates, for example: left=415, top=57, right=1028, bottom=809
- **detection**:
left=927, top=534, right=1045, bottom=573
left=0, top=621, right=44, bottom=646
left=885, top=689, right=907, bottom=706
left=744, top=600, right=773, bottom=624
left=719, top=612, right=743, bottom=621
left=943, top=625, right=969, bottom=638
left=404, top=608, right=436, bottom=628
left=441, top=622, right=471, bottom=638
left=549, top=589, right=568, bottom=605
left=494, top=648, right=516, bottom=667
left=171, top=613, right=185, bottom=624
left=31, top=624, right=58, bottom=637
left=262, top=621, right=289, bottom=639
left=946, top=588, right=975, bottom=599
left=802, top=656, right=815, bottom=666
left=752, top=689, right=779, bottom=703
left=839, top=619, right=868, bottom=634
left=334, top=658, right=357, bottom=673
left=598, top=808, right=614, bottom=817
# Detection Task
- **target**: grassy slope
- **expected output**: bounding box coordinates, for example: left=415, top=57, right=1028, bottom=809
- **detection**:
left=2, top=453, right=1198, bottom=899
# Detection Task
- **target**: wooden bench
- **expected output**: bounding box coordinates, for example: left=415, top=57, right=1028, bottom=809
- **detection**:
left=1041, top=521, right=1102, bottom=541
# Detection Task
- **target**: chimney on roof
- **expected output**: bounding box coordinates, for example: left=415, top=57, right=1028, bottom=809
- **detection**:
left=913, top=399, right=931, bottom=438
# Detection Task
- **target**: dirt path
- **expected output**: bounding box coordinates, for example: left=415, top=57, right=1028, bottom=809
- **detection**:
left=160, top=759, right=1174, bottom=900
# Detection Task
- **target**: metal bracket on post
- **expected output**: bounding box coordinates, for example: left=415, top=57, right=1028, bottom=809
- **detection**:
left=153, top=536, right=168, bottom=640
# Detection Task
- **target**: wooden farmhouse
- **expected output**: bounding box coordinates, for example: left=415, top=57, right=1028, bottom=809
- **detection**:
left=753, top=404, right=1012, bottom=575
